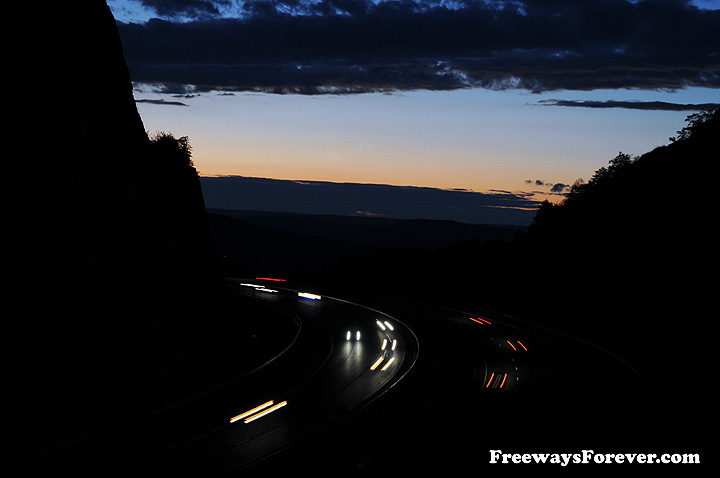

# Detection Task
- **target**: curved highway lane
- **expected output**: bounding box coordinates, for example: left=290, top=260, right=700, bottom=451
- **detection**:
left=5, top=279, right=418, bottom=477
left=6, top=278, right=646, bottom=477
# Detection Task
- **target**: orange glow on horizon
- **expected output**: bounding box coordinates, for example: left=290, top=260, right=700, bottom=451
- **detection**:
left=136, top=88, right=645, bottom=210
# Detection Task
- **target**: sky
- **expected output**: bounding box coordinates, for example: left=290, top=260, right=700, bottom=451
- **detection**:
left=106, top=0, right=720, bottom=222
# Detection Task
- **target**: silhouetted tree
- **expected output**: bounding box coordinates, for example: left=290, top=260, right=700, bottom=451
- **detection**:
left=149, top=131, right=195, bottom=169
left=669, top=109, right=716, bottom=142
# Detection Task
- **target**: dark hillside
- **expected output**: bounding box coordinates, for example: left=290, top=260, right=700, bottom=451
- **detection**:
left=506, top=110, right=717, bottom=453
left=206, top=209, right=525, bottom=278
left=2, top=2, right=284, bottom=459
left=516, top=109, right=717, bottom=363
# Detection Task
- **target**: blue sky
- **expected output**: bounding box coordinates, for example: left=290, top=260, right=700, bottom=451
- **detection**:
left=106, top=0, right=720, bottom=219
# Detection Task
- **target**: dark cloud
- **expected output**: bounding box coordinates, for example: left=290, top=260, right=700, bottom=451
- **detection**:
left=538, top=99, right=720, bottom=110
left=525, top=179, right=570, bottom=194
left=135, top=0, right=233, bottom=19
left=136, top=97, right=189, bottom=105
left=550, top=182, right=570, bottom=193
left=115, top=0, right=720, bottom=94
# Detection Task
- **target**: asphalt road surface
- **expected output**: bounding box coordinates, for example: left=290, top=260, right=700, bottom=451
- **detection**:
left=8, top=277, right=688, bottom=477
left=6, top=280, right=418, bottom=477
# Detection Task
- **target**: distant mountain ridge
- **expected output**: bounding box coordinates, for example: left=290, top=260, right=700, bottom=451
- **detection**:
left=206, top=208, right=524, bottom=274
left=199, top=176, right=540, bottom=225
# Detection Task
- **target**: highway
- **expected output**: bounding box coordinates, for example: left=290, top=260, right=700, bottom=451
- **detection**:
left=5, top=279, right=418, bottom=477
left=5, top=278, right=645, bottom=477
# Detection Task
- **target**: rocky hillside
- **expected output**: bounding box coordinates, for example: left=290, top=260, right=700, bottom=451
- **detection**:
left=2, top=2, right=247, bottom=456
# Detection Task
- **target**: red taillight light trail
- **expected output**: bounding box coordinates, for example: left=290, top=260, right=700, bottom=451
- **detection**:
left=469, top=317, right=492, bottom=325
left=486, top=372, right=508, bottom=389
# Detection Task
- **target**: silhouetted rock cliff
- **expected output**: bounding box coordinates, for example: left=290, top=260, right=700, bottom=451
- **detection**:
left=2, top=2, right=234, bottom=456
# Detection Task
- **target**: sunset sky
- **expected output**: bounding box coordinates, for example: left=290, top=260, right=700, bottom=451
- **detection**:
left=106, top=0, right=719, bottom=216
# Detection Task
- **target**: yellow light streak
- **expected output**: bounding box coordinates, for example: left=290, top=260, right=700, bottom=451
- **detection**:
left=370, top=357, right=384, bottom=370
left=230, top=400, right=274, bottom=423
left=244, top=401, right=288, bottom=423
left=381, top=357, right=394, bottom=371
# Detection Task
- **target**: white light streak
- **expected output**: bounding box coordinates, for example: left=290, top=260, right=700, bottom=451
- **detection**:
left=298, top=292, right=321, bottom=300
left=370, top=357, right=384, bottom=370
left=376, top=320, right=386, bottom=330
left=384, top=321, right=394, bottom=331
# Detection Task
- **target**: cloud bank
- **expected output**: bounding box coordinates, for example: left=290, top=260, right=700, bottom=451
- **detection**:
left=537, top=99, right=720, bottom=111
left=113, top=0, right=720, bottom=95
